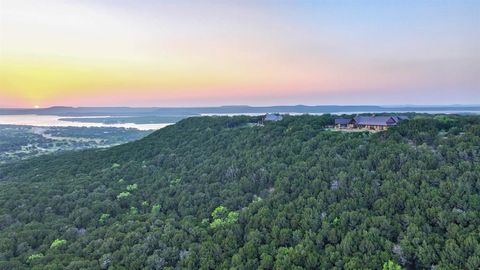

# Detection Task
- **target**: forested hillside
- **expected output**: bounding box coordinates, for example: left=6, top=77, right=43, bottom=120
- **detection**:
left=0, top=115, right=479, bottom=270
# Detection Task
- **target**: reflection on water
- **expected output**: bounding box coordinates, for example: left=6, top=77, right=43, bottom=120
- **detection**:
left=0, top=115, right=172, bottom=130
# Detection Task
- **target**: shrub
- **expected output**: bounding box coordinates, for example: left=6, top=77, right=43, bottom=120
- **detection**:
left=116, top=191, right=131, bottom=199
left=50, top=239, right=67, bottom=249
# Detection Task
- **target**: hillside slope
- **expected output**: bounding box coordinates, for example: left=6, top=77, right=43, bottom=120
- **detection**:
left=0, top=115, right=479, bottom=269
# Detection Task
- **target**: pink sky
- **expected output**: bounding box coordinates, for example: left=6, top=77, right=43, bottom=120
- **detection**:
left=1, top=0, right=479, bottom=108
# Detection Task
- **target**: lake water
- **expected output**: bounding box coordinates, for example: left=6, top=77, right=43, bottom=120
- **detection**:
left=0, top=115, right=172, bottom=130
left=202, top=111, right=480, bottom=116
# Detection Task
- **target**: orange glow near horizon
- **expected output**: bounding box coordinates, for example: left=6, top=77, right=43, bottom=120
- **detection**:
left=1, top=0, right=479, bottom=107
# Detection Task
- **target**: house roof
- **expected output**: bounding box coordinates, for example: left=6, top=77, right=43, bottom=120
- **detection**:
left=264, top=113, right=283, bottom=121
left=335, top=118, right=352, bottom=125
left=353, top=116, right=396, bottom=126
left=392, top=115, right=409, bottom=122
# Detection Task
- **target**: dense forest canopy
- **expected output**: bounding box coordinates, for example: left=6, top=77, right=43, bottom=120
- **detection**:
left=0, top=114, right=479, bottom=269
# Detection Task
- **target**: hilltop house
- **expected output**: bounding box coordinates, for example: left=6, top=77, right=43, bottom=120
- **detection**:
left=262, top=113, right=283, bottom=123
left=335, top=115, right=409, bottom=130
left=354, top=116, right=397, bottom=130
left=334, top=118, right=354, bottom=129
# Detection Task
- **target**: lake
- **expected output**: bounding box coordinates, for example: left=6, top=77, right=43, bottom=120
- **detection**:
left=0, top=115, right=172, bottom=130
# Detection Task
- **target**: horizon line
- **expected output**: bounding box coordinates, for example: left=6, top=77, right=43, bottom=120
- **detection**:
left=2, top=104, right=480, bottom=110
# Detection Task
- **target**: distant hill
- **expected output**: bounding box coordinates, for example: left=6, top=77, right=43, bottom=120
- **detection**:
left=1, top=105, right=480, bottom=116
left=0, top=114, right=479, bottom=269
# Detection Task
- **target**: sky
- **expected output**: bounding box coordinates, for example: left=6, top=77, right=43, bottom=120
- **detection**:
left=0, top=0, right=479, bottom=108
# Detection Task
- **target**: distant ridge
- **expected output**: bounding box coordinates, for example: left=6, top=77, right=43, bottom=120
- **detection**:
left=0, top=105, right=479, bottom=116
